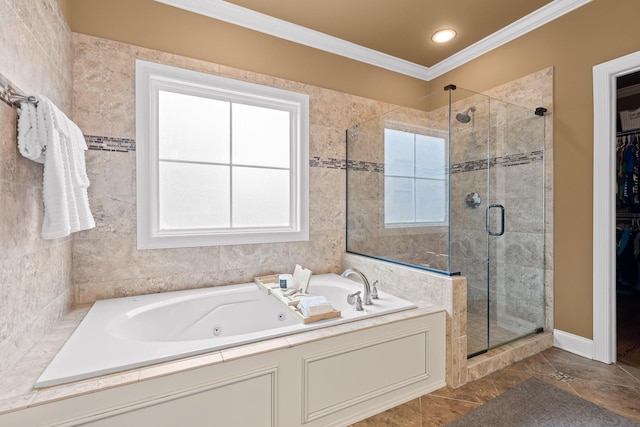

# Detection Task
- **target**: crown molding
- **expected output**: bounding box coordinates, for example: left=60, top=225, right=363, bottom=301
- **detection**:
left=155, top=0, right=592, bottom=81
left=427, top=0, right=592, bottom=79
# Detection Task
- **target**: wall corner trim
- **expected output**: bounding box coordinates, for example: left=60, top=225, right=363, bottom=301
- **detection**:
left=553, top=329, right=594, bottom=360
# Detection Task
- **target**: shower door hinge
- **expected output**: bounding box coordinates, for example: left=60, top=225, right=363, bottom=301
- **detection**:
left=535, top=107, right=547, bottom=116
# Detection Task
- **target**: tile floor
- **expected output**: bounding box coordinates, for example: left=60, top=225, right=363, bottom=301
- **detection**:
left=351, top=347, right=640, bottom=426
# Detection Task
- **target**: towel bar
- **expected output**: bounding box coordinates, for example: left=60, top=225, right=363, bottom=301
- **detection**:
left=0, top=85, right=37, bottom=106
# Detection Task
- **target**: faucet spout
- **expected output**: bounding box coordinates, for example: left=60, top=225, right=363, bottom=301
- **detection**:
left=341, top=268, right=372, bottom=305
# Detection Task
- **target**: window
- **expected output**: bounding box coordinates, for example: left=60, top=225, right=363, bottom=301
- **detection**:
left=384, top=124, right=447, bottom=227
left=136, top=60, right=309, bottom=249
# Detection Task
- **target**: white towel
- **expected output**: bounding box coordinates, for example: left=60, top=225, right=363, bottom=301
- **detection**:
left=298, top=296, right=334, bottom=317
left=17, top=101, right=45, bottom=163
left=17, top=96, right=95, bottom=239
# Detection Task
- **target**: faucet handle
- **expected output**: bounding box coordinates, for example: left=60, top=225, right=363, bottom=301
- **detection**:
left=371, top=280, right=379, bottom=299
left=347, top=291, right=364, bottom=311
left=353, top=294, right=364, bottom=311
left=347, top=291, right=361, bottom=305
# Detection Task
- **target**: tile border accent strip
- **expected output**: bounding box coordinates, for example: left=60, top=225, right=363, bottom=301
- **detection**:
left=84, top=135, right=543, bottom=173
left=85, top=135, right=136, bottom=152
left=450, top=150, right=543, bottom=174
left=310, top=157, right=346, bottom=169
left=345, top=159, right=384, bottom=173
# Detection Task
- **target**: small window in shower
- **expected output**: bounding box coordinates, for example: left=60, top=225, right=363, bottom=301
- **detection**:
left=136, top=60, right=309, bottom=249
left=384, top=124, right=448, bottom=227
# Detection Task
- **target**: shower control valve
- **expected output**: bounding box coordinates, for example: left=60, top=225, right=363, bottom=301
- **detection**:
left=465, top=192, right=481, bottom=209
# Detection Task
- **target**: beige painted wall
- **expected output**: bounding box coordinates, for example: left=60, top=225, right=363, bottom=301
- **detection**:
left=55, top=0, right=69, bottom=18
left=65, top=0, right=429, bottom=107
left=432, top=0, right=639, bottom=339
left=64, top=0, right=640, bottom=339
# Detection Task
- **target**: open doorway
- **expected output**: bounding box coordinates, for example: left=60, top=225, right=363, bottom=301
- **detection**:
left=593, top=51, right=640, bottom=365
left=615, top=71, right=640, bottom=367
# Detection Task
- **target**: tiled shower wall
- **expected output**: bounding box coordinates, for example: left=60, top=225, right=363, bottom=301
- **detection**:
left=451, top=68, right=554, bottom=336
left=345, top=69, right=552, bottom=287
left=71, top=33, right=398, bottom=304
left=343, top=69, right=553, bottom=359
left=0, top=0, right=73, bottom=377
left=346, top=107, right=450, bottom=270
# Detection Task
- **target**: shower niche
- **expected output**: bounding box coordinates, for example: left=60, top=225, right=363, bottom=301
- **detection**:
left=346, top=85, right=547, bottom=357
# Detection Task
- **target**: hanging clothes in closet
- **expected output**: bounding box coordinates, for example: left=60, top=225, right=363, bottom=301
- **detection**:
left=617, top=132, right=640, bottom=210
left=616, top=130, right=640, bottom=292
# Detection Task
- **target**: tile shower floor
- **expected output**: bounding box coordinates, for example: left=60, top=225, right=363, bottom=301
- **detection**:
left=351, top=347, right=640, bottom=426
left=466, top=311, right=532, bottom=357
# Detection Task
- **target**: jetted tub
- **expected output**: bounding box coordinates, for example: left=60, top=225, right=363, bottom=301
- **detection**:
left=36, top=273, right=416, bottom=388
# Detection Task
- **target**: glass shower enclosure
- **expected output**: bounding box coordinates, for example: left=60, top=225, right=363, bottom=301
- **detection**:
left=345, top=85, right=546, bottom=357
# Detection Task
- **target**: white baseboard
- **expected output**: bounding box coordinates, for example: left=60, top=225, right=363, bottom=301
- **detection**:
left=553, top=329, right=594, bottom=359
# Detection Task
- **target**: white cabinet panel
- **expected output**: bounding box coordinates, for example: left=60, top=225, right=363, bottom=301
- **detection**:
left=303, top=330, right=430, bottom=421
left=86, top=370, right=275, bottom=427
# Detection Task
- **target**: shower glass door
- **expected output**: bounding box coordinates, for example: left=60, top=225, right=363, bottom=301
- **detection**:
left=449, top=88, right=546, bottom=357
left=486, top=97, right=546, bottom=352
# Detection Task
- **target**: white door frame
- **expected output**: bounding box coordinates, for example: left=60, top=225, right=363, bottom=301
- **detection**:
left=593, top=51, right=640, bottom=364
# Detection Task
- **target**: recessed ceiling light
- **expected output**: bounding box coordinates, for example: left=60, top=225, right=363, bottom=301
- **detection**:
left=432, top=29, right=457, bottom=43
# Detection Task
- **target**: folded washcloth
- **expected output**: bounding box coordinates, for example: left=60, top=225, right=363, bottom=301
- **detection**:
left=298, top=296, right=334, bottom=317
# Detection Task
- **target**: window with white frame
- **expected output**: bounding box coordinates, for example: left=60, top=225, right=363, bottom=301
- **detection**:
left=136, top=60, right=309, bottom=249
left=384, top=124, right=448, bottom=227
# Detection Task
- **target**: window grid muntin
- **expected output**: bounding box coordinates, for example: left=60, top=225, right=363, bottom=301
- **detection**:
left=156, top=87, right=294, bottom=232
left=384, top=124, right=448, bottom=227
left=136, top=60, right=309, bottom=248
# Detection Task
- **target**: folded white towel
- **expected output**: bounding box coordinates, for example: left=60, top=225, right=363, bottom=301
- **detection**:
left=17, top=101, right=45, bottom=163
left=298, top=296, right=334, bottom=317
left=17, top=96, right=95, bottom=239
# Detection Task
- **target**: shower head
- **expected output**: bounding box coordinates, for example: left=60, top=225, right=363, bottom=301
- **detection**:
left=456, top=107, right=476, bottom=123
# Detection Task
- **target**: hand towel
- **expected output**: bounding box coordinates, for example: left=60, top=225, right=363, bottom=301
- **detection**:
left=298, top=296, right=334, bottom=317
left=17, top=96, right=95, bottom=239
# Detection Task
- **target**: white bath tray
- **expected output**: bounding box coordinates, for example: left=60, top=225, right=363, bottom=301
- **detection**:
left=254, top=274, right=341, bottom=324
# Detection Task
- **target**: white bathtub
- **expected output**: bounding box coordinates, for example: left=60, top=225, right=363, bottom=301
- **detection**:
left=35, top=273, right=416, bottom=388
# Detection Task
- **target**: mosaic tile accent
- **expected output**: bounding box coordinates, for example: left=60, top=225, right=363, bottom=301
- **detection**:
left=345, top=159, right=384, bottom=173
left=550, top=370, right=575, bottom=383
left=450, top=150, right=543, bottom=174
left=344, top=150, right=543, bottom=174
left=85, top=135, right=136, bottom=152
left=83, top=135, right=542, bottom=174
left=310, top=156, right=346, bottom=169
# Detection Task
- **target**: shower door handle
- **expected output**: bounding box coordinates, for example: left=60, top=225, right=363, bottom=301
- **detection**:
left=486, top=204, right=505, bottom=236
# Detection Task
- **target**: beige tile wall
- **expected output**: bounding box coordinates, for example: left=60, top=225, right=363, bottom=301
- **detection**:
left=71, top=33, right=397, bottom=304
left=0, top=0, right=73, bottom=378
left=343, top=252, right=469, bottom=388
left=0, top=1, right=553, bottom=391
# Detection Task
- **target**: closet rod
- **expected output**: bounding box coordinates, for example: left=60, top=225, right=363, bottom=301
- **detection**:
left=617, top=129, right=640, bottom=137
left=616, top=212, right=640, bottom=217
